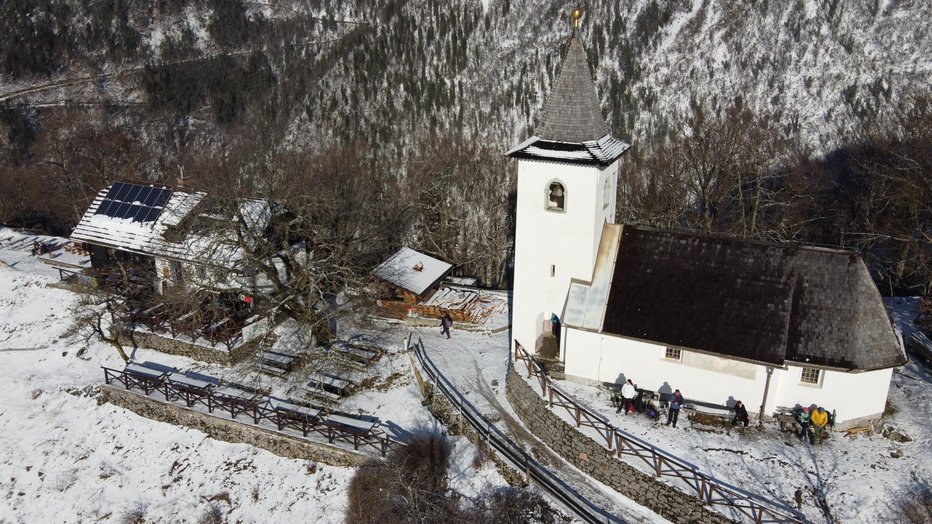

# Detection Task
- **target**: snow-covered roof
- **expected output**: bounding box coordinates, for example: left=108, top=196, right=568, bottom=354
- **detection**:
left=371, top=247, right=452, bottom=297
left=71, top=182, right=271, bottom=269
left=71, top=183, right=205, bottom=256
left=506, top=135, right=630, bottom=166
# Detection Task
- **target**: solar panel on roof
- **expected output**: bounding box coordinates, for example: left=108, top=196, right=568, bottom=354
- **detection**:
left=113, top=183, right=131, bottom=201
left=152, top=188, right=171, bottom=208
left=94, top=182, right=173, bottom=223
left=135, top=186, right=151, bottom=205
left=125, top=184, right=142, bottom=203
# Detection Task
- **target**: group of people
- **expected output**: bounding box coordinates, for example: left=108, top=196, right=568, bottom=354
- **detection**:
left=795, top=405, right=831, bottom=444
left=30, top=240, right=51, bottom=256
left=613, top=379, right=684, bottom=428
left=610, top=381, right=829, bottom=442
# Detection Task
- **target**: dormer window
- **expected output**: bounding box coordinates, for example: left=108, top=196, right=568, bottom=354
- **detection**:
left=547, top=181, right=565, bottom=212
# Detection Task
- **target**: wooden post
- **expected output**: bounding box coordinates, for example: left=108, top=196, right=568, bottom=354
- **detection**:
left=655, top=456, right=663, bottom=477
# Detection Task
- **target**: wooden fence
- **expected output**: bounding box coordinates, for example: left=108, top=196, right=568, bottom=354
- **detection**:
left=513, top=342, right=807, bottom=524
left=103, top=366, right=400, bottom=457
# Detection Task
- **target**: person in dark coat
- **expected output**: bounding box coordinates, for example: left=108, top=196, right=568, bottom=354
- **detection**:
left=440, top=313, right=452, bottom=339
left=732, top=400, right=750, bottom=427
left=665, top=389, right=683, bottom=427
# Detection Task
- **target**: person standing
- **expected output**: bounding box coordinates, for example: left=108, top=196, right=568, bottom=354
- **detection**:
left=732, top=400, right=750, bottom=427
left=811, top=406, right=829, bottom=444
left=440, top=313, right=452, bottom=339
left=797, top=407, right=813, bottom=444
left=618, top=379, right=637, bottom=415
left=666, top=389, right=683, bottom=427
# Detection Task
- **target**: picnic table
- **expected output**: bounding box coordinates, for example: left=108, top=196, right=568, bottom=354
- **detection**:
left=205, top=317, right=233, bottom=347
left=167, top=372, right=215, bottom=407
left=331, top=342, right=381, bottom=365
left=269, top=397, right=321, bottom=419
left=214, top=384, right=257, bottom=401
left=125, top=362, right=168, bottom=380
left=167, top=372, right=214, bottom=390
left=258, top=350, right=297, bottom=374
left=171, top=310, right=201, bottom=339
left=122, top=362, right=175, bottom=396
left=213, top=383, right=263, bottom=421
left=326, top=413, right=377, bottom=435
left=308, top=372, right=352, bottom=394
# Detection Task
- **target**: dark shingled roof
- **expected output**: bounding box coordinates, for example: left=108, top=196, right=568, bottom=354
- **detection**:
left=538, top=38, right=608, bottom=143
left=602, top=226, right=905, bottom=371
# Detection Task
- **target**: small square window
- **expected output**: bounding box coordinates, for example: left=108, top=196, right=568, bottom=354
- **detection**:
left=800, top=367, right=821, bottom=385
left=664, top=347, right=681, bottom=361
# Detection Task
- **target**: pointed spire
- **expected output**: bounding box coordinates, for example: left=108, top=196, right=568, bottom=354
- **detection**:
left=537, top=32, right=608, bottom=143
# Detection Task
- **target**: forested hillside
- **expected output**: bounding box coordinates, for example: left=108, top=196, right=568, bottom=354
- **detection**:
left=0, top=0, right=929, bottom=291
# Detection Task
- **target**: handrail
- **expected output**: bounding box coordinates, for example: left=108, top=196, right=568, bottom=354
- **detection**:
left=102, top=367, right=400, bottom=457
left=408, top=336, right=624, bottom=524
left=513, top=343, right=808, bottom=524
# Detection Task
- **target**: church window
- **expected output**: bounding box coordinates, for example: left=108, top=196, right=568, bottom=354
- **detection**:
left=546, top=181, right=565, bottom=211
left=664, top=347, right=682, bottom=361
left=800, top=367, right=821, bottom=385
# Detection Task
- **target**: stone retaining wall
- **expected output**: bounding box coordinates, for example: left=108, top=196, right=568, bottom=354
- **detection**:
left=101, top=385, right=370, bottom=467
left=505, top=369, right=734, bottom=524
left=127, top=330, right=257, bottom=365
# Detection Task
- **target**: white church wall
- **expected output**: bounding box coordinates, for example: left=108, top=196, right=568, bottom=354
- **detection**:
left=512, top=159, right=607, bottom=351
left=562, top=328, right=768, bottom=408
left=769, top=366, right=892, bottom=428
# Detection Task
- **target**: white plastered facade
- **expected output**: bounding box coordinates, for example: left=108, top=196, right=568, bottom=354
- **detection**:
left=560, top=327, right=893, bottom=428
left=511, top=157, right=618, bottom=352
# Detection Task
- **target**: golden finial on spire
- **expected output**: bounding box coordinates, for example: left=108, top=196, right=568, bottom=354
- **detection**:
left=572, top=6, right=582, bottom=35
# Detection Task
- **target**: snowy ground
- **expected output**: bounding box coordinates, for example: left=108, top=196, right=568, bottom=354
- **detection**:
left=1, top=226, right=929, bottom=523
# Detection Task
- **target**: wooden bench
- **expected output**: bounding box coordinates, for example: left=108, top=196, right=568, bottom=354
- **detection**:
left=774, top=406, right=800, bottom=433
left=684, top=401, right=734, bottom=427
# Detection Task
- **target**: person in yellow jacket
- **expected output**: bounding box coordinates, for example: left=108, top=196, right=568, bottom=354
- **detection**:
left=811, top=406, right=829, bottom=444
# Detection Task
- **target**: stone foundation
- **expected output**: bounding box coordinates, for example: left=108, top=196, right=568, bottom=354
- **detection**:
left=127, top=330, right=258, bottom=365
left=102, top=385, right=370, bottom=467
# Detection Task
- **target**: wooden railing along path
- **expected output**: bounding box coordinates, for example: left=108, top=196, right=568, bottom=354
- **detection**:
left=513, top=342, right=807, bottom=524
left=408, top=335, right=624, bottom=524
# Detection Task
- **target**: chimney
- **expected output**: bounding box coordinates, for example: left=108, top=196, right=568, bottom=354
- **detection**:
left=177, top=166, right=189, bottom=189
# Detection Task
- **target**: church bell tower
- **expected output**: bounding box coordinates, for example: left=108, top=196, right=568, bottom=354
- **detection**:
left=507, top=10, right=629, bottom=357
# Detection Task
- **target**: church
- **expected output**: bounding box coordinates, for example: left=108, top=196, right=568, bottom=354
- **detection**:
left=507, top=28, right=906, bottom=430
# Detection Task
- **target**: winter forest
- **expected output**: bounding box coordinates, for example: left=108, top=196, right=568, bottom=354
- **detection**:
left=1, top=0, right=930, bottom=293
